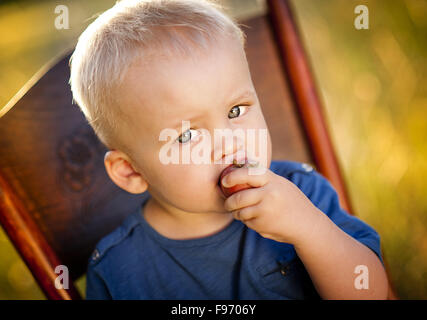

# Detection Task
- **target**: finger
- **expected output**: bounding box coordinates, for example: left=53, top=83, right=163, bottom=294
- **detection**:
left=232, top=205, right=259, bottom=222
left=224, top=187, right=263, bottom=212
left=221, top=165, right=269, bottom=189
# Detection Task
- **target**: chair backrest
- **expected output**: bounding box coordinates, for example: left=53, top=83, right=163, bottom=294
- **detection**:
left=0, top=52, right=148, bottom=299
left=0, top=0, right=361, bottom=299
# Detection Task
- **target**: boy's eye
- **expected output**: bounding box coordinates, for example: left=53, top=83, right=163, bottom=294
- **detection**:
left=177, top=129, right=200, bottom=144
left=228, top=105, right=247, bottom=119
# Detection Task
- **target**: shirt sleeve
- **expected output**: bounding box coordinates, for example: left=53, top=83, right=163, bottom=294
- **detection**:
left=287, top=167, right=384, bottom=265
left=85, top=262, right=112, bottom=300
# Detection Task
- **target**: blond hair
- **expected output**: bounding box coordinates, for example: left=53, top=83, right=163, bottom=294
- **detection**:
left=69, top=0, right=246, bottom=152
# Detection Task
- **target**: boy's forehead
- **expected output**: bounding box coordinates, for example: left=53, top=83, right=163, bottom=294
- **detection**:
left=119, top=37, right=252, bottom=133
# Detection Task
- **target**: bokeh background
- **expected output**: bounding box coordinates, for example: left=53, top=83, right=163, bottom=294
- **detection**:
left=0, top=0, right=426, bottom=299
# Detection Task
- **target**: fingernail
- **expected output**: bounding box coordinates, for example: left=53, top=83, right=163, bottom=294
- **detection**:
left=222, top=177, right=229, bottom=187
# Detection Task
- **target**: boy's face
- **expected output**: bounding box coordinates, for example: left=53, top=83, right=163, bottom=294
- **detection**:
left=115, top=36, right=272, bottom=214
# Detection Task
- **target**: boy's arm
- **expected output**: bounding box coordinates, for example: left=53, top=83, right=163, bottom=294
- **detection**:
left=289, top=169, right=388, bottom=299
left=294, top=209, right=388, bottom=299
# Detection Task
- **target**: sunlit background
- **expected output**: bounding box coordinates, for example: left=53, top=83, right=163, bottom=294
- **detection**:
left=0, top=0, right=426, bottom=299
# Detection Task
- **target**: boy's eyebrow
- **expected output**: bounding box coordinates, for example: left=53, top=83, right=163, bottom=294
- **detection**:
left=227, top=89, right=256, bottom=107
left=169, top=89, right=256, bottom=133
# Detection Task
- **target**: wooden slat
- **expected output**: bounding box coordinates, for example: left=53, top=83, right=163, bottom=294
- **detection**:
left=267, top=0, right=353, bottom=213
left=0, top=172, right=81, bottom=299
left=244, top=15, right=311, bottom=164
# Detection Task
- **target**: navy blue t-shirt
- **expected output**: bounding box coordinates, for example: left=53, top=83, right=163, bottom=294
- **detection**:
left=85, top=161, right=383, bottom=299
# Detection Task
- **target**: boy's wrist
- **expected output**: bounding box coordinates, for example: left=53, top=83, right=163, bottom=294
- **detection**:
left=292, top=207, right=334, bottom=251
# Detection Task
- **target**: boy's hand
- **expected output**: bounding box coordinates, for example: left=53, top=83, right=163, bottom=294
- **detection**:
left=222, top=164, right=322, bottom=245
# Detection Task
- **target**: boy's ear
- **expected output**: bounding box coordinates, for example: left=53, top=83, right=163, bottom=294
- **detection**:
left=104, top=150, right=148, bottom=194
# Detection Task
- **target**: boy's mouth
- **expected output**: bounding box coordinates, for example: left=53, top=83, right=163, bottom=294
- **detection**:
left=217, top=158, right=247, bottom=185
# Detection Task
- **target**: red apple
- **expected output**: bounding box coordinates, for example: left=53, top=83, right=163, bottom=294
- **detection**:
left=219, top=159, right=252, bottom=198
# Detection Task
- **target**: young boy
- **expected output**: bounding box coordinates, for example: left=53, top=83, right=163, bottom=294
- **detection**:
left=70, top=0, right=388, bottom=299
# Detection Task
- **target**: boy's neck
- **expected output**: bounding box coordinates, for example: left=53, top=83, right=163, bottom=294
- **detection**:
left=142, top=197, right=234, bottom=240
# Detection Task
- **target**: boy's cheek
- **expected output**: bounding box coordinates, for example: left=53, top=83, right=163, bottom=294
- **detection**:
left=157, top=165, right=213, bottom=189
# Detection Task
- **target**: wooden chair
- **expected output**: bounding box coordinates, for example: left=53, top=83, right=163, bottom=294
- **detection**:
left=0, top=0, right=396, bottom=299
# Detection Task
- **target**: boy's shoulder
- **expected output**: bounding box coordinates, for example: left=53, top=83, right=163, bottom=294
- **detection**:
left=269, top=160, right=315, bottom=177
left=269, top=160, right=338, bottom=210
left=88, top=204, right=145, bottom=268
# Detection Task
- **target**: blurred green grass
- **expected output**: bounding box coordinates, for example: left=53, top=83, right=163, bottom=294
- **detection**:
left=0, top=0, right=426, bottom=299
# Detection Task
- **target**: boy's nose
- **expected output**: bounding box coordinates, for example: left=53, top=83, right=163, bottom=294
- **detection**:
left=211, top=132, right=246, bottom=164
